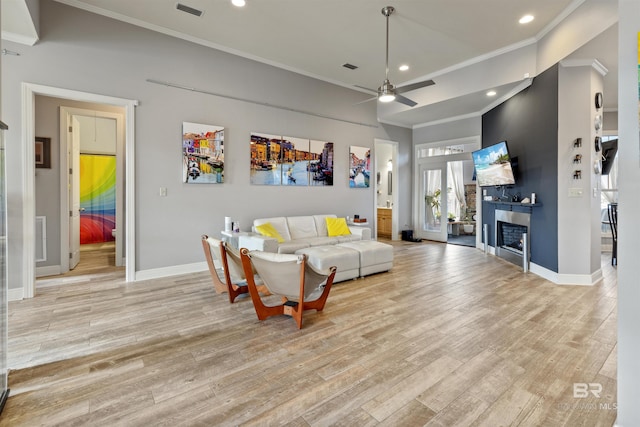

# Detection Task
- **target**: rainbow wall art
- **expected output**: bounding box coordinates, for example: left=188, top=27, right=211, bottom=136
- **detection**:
left=80, top=154, right=116, bottom=244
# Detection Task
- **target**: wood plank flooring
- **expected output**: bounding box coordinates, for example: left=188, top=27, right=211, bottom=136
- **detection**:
left=2, top=241, right=617, bottom=426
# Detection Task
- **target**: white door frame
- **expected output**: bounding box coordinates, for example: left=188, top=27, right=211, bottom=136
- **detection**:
left=414, top=137, right=480, bottom=242
left=59, top=107, right=125, bottom=273
left=22, top=83, right=137, bottom=298
left=374, top=138, right=399, bottom=240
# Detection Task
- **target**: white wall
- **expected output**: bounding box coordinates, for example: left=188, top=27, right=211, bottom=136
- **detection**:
left=616, top=1, right=640, bottom=425
left=1, top=1, right=411, bottom=286
left=557, top=62, right=604, bottom=281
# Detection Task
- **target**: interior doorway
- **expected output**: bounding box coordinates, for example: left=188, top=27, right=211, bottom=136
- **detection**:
left=374, top=139, right=399, bottom=240
left=61, top=108, right=124, bottom=274
left=22, top=83, right=137, bottom=299
left=414, top=137, right=480, bottom=246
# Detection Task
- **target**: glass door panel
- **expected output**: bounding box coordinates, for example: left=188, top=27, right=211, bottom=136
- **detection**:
left=418, top=164, right=447, bottom=242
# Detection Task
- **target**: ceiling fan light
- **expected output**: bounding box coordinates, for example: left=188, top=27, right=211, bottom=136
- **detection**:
left=379, top=93, right=396, bottom=103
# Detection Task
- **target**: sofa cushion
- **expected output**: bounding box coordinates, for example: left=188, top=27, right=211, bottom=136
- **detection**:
left=305, top=236, right=339, bottom=247
left=335, top=234, right=362, bottom=243
left=254, top=217, right=291, bottom=242
left=326, top=217, right=351, bottom=237
left=313, top=214, right=336, bottom=237
left=255, top=222, right=285, bottom=243
left=277, top=241, right=311, bottom=254
left=287, top=216, right=318, bottom=240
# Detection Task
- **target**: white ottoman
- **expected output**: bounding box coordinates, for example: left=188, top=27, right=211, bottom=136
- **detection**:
left=295, top=245, right=360, bottom=283
left=336, top=240, right=393, bottom=277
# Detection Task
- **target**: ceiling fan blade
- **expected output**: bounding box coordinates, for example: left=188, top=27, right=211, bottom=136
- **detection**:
left=353, top=95, right=379, bottom=106
left=396, top=79, right=435, bottom=94
left=394, top=93, right=417, bottom=107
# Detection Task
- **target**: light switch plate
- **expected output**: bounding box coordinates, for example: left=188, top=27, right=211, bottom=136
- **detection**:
left=568, top=188, right=583, bottom=198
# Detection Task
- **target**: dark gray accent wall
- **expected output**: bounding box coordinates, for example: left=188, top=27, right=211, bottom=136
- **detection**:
left=481, top=65, right=559, bottom=272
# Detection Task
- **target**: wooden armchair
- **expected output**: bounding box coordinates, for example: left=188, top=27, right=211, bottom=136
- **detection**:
left=239, top=248, right=337, bottom=329
left=201, top=235, right=265, bottom=303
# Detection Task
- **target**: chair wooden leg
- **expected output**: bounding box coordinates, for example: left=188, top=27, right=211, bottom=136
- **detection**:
left=219, top=242, right=249, bottom=303
left=303, top=266, right=336, bottom=312
left=240, top=249, right=285, bottom=320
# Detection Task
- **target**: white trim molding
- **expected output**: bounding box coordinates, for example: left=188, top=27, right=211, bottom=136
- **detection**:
left=135, top=262, right=208, bottom=282
left=22, top=82, right=138, bottom=299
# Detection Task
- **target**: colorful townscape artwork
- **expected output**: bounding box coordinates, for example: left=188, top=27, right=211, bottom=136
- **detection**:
left=79, top=154, right=116, bottom=244
left=250, top=133, right=334, bottom=186
left=182, top=122, right=225, bottom=184
left=349, top=145, right=371, bottom=188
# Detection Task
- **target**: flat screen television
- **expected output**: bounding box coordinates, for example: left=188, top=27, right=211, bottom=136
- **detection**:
left=471, top=141, right=516, bottom=187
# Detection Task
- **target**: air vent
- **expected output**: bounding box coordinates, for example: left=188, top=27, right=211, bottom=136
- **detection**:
left=342, top=63, right=358, bottom=70
left=176, top=3, right=203, bottom=17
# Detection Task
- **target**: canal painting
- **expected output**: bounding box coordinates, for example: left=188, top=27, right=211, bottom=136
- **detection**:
left=349, top=145, right=371, bottom=188
left=250, top=133, right=333, bottom=186
left=182, top=122, right=224, bottom=184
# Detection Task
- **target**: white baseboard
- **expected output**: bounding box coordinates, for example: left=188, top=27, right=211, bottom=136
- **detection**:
left=36, top=265, right=62, bottom=278
left=135, top=261, right=208, bottom=282
left=477, top=246, right=603, bottom=286
left=8, top=287, right=24, bottom=301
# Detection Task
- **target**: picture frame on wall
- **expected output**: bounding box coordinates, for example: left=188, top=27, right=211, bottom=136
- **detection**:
left=182, top=122, right=225, bottom=184
left=250, top=133, right=334, bottom=186
left=35, top=137, right=51, bottom=169
left=349, top=145, right=370, bottom=188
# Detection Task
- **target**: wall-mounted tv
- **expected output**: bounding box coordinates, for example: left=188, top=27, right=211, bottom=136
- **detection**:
left=471, top=141, right=516, bottom=187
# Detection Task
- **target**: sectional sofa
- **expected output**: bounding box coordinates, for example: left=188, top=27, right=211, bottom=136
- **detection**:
left=238, top=214, right=371, bottom=254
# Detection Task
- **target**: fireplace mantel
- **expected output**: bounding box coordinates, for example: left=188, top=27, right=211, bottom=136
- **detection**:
left=488, top=200, right=542, bottom=213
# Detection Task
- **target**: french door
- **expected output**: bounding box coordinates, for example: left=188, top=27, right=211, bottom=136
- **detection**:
left=418, top=163, right=447, bottom=242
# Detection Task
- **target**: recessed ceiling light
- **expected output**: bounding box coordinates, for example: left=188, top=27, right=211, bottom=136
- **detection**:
left=486, top=90, right=497, bottom=97
left=232, top=0, right=246, bottom=7
left=399, top=64, right=409, bottom=71
left=519, top=15, right=534, bottom=24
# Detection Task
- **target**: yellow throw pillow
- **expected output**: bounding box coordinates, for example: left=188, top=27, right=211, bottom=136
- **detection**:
left=255, top=222, right=284, bottom=243
left=326, top=217, right=351, bottom=237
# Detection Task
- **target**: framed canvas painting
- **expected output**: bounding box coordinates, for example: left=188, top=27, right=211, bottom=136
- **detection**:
left=182, top=122, right=224, bottom=184
left=281, top=136, right=310, bottom=186
left=309, top=140, right=333, bottom=186
left=35, top=137, right=51, bottom=169
left=349, top=145, right=370, bottom=188
left=250, top=132, right=284, bottom=185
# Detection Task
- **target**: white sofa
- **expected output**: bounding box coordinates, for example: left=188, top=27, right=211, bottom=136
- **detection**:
left=238, top=214, right=371, bottom=254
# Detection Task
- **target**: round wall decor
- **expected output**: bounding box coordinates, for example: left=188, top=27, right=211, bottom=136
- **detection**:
left=595, top=92, right=603, bottom=109
left=594, top=114, right=602, bottom=131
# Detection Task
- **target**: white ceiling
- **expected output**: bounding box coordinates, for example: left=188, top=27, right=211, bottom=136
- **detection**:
left=2, top=0, right=618, bottom=128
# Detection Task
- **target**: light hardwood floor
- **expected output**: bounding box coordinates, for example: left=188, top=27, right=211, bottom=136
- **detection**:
left=2, top=241, right=617, bottom=426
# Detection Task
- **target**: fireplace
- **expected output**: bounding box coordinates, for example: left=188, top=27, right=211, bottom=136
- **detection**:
left=495, top=210, right=530, bottom=269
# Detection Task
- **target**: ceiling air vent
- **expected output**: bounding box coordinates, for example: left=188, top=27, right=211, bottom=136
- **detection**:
left=176, top=3, right=204, bottom=17
left=343, top=63, right=358, bottom=70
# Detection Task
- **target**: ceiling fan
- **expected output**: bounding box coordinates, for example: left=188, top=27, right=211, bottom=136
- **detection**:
left=357, top=6, right=435, bottom=107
